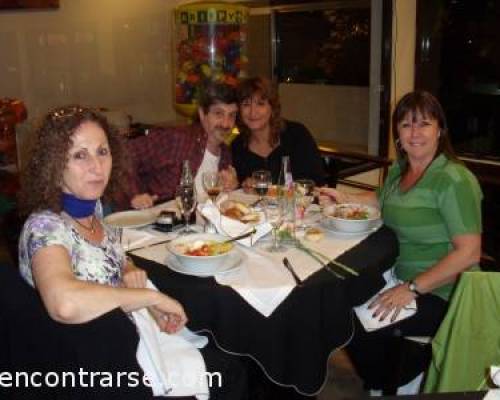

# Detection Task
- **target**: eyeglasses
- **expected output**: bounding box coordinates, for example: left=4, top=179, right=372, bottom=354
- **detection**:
left=48, top=105, right=88, bottom=121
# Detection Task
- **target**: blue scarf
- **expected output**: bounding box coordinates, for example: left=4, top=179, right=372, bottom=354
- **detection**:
left=61, top=192, right=96, bottom=218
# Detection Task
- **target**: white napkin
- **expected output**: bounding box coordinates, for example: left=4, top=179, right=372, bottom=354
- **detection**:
left=198, top=200, right=272, bottom=247
left=484, top=390, right=500, bottom=400
left=214, top=246, right=295, bottom=317
left=121, top=228, right=158, bottom=251
left=132, top=280, right=209, bottom=399
left=353, top=269, right=417, bottom=331
left=491, top=366, right=500, bottom=386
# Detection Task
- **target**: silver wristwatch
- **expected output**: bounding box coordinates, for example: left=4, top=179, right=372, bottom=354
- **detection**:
left=408, top=280, right=422, bottom=296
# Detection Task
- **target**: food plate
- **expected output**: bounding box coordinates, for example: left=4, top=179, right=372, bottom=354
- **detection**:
left=104, top=210, right=156, bottom=228
left=320, top=219, right=383, bottom=236
left=165, top=248, right=244, bottom=277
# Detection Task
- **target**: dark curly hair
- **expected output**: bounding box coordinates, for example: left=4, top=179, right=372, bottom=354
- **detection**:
left=19, top=105, right=127, bottom=215
left=236, top=77, right=284, bottom=148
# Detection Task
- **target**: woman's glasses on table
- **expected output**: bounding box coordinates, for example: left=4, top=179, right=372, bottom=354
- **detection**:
left=252, top=170, right=272, bottom=207
left=175, top=185, right=197, bottom=234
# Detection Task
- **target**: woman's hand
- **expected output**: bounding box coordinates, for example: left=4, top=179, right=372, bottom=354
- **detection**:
left=122, top=261, right=148, bottom=289
left=150, top=294, right=188, bottom=334
left=317, top=187, right=344, bottom=206
left=131, top=193, right=158, bottom=209
left=219, top=166, right=238, bottom=191
left=368, top=283, right=416, bottom=322
left=241, top=177, right=255, bottom=193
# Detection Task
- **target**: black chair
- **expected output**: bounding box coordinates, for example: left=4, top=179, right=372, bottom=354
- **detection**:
left=0, top=264, right=154, bottom=400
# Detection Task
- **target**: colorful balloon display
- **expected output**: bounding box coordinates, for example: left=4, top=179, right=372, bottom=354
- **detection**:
left=174, top=2, right=249, bottom=117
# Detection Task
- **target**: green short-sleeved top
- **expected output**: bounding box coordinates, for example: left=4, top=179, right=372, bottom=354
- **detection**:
left=376, top=154, right=483, bottom=300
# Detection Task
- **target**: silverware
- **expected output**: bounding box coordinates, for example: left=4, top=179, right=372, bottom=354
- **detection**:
left=222, top=228, right=257, bottom=244
left=126, top=238, right=176, bottom=253
left=249, top=198, right=262, bottom=208
left=282, top=257, right=302, bottom=286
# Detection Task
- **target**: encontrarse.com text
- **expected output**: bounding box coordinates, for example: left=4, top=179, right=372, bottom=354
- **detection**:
left=0, top=369, right=222, bottom=389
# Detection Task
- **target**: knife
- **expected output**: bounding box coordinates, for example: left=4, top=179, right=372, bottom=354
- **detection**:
left=282, top=257, right=302, bottom=286
left=126, top=238, right=176, bottom=253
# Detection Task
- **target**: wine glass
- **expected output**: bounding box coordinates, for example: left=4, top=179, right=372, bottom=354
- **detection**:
left=295, top=179, right=315, bottom=229
left=265, top=198, right=285, bottom=252
left=252, top=170, right=272, bottom=207
left=175, top=185, right=197, bottom=234
left=202, top=171, right=222, bottom=203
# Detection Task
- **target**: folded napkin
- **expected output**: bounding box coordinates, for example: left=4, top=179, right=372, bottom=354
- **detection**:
left=214, top=246, right=295, bottom=317
left=353, top=269, right=417, bottom=332
left=483, top=389, right=500, bottom=400
left=132, top=280, right=209, bottom=399
left=491, top=366, right=500, bottom=387
left=121, top=228, right=178, bottom=252
left=198, top=200, right=272, bottom=247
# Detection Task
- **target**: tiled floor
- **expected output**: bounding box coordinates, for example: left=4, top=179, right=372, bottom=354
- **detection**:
left=319, top=350, right=365, bottom=399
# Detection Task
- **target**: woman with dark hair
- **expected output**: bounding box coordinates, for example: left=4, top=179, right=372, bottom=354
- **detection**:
left=231, top=76, right=326, bottom=187
left=320, top=91, right=483, bottom=391
left=17, top=105, right=248, bottom=398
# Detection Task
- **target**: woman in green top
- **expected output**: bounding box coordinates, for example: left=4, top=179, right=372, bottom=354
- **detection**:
left=320, top=91, right=482, bottom=390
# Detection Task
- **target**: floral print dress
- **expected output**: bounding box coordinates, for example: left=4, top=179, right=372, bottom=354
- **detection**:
left=19, top=210, right=125, bottom=288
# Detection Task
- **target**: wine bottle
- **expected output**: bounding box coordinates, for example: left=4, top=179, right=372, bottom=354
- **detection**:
left=180, top=160, right=193, bottom=187
left=277, top=156, right=296, bottom=242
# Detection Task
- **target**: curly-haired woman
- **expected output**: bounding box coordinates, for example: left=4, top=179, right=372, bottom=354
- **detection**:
left=17, top=105, right=248, bottom=398
left=231, top=77, right=326, bottom=188
left=18, top=105, right=186, bottom=329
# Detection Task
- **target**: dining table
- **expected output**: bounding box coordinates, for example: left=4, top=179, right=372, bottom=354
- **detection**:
left=121, top=192, right=399, bottom=396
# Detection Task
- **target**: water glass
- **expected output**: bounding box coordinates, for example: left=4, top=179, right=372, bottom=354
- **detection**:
left=265, top=198, right=285, bottom=252
left=176, top=185, right=197, bottom=234
left=295, top=179, right=315, bottom=229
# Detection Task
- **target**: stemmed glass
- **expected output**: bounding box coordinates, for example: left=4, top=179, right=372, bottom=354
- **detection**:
left=202, top=171, right=222, bottom=203
left=265, top=198, right=285, bottom=252
left=175, top=185, right=197, bottom=234
left=295, top=179, right=315, bottom=229
left=202, top=171, right=222, bottom=233
left=252, top=170, right=272, bottom=207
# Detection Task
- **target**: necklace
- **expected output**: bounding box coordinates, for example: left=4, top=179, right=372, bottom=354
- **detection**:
left=71, top=215, right=97, bottom=234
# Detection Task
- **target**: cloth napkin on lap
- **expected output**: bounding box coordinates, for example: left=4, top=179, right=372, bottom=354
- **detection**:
left=198, top=200, right=271, bottom=247
left=353, top=269, right=417, bottom=331
left=132, top=280, right=209, bottom=399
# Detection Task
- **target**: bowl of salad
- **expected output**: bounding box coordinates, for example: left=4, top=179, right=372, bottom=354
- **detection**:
left=322, top=203, right=381, bottom=233
left=167, top=233, right=236, bottom=273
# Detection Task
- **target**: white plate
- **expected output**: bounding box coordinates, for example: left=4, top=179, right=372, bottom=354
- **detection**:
left=165, top=248, right=244, bottom=277
left=320, top=219, right=382, bottom=236
left=104, top=210, right=156, bottom=228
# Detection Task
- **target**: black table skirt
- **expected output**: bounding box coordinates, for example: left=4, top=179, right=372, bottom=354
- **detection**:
left=132, top=225, right=399, bottom=395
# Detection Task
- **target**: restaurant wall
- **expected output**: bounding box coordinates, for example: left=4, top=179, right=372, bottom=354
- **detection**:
left=0, top=0, right=183, bottom=167
left=279, top=83, right=369, bottom=151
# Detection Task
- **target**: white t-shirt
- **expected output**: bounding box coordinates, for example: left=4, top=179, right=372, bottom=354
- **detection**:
left=194, top=148, right=220, bottom=203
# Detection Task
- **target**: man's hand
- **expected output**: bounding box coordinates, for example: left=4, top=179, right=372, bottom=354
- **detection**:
left=131, top=193, right=158, bottom=209
left=219, top=166, right=238, bottom=191
left=241, top=177, right=255, bottom=193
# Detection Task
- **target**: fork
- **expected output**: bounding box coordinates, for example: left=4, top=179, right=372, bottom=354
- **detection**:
left=282, top=257, right=302, bottom=286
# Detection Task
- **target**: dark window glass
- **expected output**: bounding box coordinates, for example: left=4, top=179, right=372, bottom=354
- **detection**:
left=276, top=8, right=370, bottom=85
